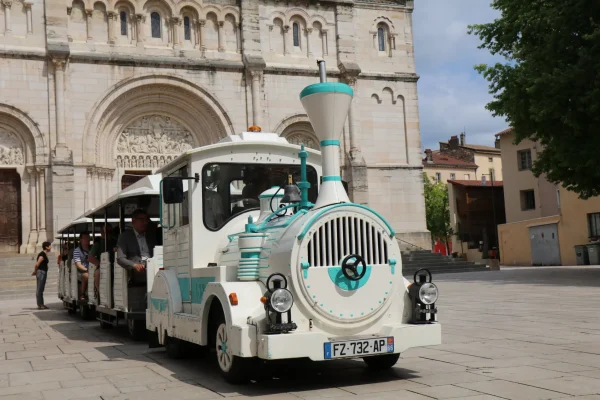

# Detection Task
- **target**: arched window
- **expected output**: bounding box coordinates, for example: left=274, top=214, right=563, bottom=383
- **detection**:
left=378, top=27, right=386, bottom=51
left=184, top=16, right=191, bottom=40
left=151, top=12, right=161, bottom=38
left=293, top=22, right=300, bottom=47
left=120, top=11, right=127, bottom=36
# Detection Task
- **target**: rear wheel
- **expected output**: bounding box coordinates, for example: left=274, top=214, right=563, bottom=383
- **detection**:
left=212, top=311, right=254, bottom=384
left=363, top=353, right=400, bottom=370
left=79, top=304, right=92, bottom=320
left=165, top=334, right=185, bottom=358
left=127, top=318, right=146, bottom=341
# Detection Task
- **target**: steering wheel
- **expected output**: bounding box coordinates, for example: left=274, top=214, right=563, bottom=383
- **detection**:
left=340, top=254, right=367, bottom=281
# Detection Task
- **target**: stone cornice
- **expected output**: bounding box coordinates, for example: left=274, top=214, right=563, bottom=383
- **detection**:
left=67, top=51, right=244, bottom=71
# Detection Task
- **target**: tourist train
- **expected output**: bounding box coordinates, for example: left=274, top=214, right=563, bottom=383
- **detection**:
left=56, top=61, right=441, bottom=383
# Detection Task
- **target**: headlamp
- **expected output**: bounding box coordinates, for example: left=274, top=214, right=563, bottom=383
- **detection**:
left=270, top=288, right=294, bottom=313
left=418, top=282, right=439, bottom=305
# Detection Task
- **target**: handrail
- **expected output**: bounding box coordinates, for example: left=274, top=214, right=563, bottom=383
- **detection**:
left=396, top=237, right=429, bottom=252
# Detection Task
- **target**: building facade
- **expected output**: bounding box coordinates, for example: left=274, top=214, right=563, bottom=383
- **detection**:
left=423, top=133, right=502, bottom=184
left=0, top=0, right=430, bottom=253
left=496, top=128, right=600, bottom=266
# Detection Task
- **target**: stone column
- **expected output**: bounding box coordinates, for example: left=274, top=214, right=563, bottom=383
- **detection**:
left=26, top=167, right=38, bottom=253
left=171, top=17, right=180, bottom=49
left=37, top=167, right=47, bottom=243
left=217, top=20, right=224, bottom=52
left=52, top=58, right=71, bottom=159
left=198, top=19, right=206, bottom=53
left=24, top=2, right=33, bottom=34
left=250, top=70, right=262, bottom=127
left=305, top=27, right=312, bottom=57
left=107, top=11, right=116, bottom=44
left=99, top=170, right=106, bottom=205
left=236, top=23, right=241, bottom=53
left=321, top=29, right=328, bottom=55
left=135, top=14, right=144, bottom=47
left=282, top=25, right=289, bottom=54
left=90, top=168, right=97, bottom=210
left=2, top=0, right=12, bottom=36
left=85, top=9, right=93, bottom=41
left=192, top=18, right=198, bottom=48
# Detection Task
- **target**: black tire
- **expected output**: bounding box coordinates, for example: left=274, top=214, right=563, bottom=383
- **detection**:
left=127, top=318, right=146, bottom=341
left=212, top=309, right=255, bottom=384
left=363, top=353, right=400, bottom=370
left=165, top=334, right=186, bottom=358
left=67, top=305, right=76, bottom=315
left=79, top=304, right=91, bottom=320
left=99, top=320, right=113, bottom=330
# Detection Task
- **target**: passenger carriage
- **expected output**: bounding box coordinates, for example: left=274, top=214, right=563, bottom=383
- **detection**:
left=82, top=174, right=163, bottom=337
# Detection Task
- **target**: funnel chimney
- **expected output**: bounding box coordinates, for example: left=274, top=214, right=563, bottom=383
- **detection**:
left=300, top=60, right=353, bottom=208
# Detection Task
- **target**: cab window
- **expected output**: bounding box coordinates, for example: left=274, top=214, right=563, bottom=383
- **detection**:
left=202, top=163, right=318, bottom=231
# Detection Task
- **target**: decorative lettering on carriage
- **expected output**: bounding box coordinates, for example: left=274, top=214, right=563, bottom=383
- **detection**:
left=284, top=133, right=318, bottom=150
left=0, top=129, right=24, bottom=166
left=115, top=115, right=195, bottom=168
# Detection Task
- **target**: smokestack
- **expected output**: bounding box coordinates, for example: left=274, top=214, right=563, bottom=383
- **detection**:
left=460, top=132, right=465, bottom=146
left=449, top=135, right=459, bottom=149
left=300, top=60, right=352, bottom=208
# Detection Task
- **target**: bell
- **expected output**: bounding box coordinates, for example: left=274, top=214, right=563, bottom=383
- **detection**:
left=281, top=174, right=301, bottom=203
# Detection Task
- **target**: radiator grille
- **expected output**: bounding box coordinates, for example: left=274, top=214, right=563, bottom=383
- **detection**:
left=306, top=216, right=389, bottom=267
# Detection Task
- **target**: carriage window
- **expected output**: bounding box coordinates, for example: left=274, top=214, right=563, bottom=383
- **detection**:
left=202, top=163, right=318, bottom=231
left=163, top=165, right=189, bottom=228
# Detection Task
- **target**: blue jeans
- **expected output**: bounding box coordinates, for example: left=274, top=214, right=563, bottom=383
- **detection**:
left=36, top=270, right=47, bottom=306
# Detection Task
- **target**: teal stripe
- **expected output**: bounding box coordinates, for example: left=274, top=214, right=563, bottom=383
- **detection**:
left=300, top=82, right=354, bottom=99
left=320, top=140, right=340, bottom=147
left=322, top=176, right=342, bottom=182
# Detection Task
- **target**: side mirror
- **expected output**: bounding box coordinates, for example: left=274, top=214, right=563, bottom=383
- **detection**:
left=162, top=179, right=184, bottom=204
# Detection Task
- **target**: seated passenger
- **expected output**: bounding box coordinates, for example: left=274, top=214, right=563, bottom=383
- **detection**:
left=116, top=209, right=156, bottom=285
left=73, top=232, right=91, bottom=300
left=89, top=223, right=116, bottom=300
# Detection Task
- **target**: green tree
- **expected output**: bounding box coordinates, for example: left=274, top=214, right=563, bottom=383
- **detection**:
left=423, top=174, right=452, bottom=254
left=468, top=0, right=600, bottom=199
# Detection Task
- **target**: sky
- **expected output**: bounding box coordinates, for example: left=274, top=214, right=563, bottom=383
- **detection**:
left=412, top=0, right=509, bottom=151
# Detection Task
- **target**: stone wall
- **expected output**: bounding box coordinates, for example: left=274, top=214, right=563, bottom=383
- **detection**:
left=0, top=0, right=430, bottom=253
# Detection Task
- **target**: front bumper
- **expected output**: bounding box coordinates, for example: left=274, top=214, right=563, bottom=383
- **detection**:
left=256, top=322, right=441, bottom=361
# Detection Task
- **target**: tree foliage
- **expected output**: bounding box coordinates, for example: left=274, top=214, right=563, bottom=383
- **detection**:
left=468, top=0, right=600, bottom=199
left=424, top=174, right=452, bottom=251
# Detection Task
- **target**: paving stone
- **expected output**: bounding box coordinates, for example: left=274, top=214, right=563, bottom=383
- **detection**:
left=9, top=367, right=83, bottom=386
left=105, top=370, right=170, bottom=388
left=0, top=359, right=33, bottom=374
left=0, top=381, right=61, bottom=396
left=468, top=365, right=570, bottom=382
left=408, top=384, right=484, bottom=399
left=524, top=375, right=600, bottom=396
left=340, top=379, right=427, bottom=395
left=6, top=346, right=62, bottom=360
left=409, top=371, right=494, bottom=387
left=457, top=379, right=571, bottom=400
left=31, top=354, right=88, bottom=370
left=41, top=383, right=121, bottom=400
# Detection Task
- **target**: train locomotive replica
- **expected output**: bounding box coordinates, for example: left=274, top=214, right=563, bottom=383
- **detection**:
left=57, top=61, right=441, bottom=383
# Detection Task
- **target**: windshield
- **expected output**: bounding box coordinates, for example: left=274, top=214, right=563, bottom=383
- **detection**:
left=202, top=163, right=318, bottom=231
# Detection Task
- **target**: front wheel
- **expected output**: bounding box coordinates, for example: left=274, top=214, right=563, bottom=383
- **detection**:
left=363, top=353, right=400, bottom=370
left=214, top=321, right=254, bottom=384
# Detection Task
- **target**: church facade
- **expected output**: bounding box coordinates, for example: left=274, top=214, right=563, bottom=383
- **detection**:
left=0, top=0, right=430, bottom=253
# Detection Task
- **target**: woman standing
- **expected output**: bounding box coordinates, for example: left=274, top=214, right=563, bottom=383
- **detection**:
left=32, top=241, right=52, bottom=310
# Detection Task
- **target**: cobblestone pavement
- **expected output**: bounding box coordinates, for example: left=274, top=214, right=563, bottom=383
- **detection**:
left=1, top=266, right=600, bottom=400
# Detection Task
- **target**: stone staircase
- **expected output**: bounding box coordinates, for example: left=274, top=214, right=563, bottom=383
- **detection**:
left=401, top=250, right=490, bottom=277
left=0, top=253, right=60, bottom=301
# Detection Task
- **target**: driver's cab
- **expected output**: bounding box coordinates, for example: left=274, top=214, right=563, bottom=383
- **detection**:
left=159, top=133, right=323, bottom=312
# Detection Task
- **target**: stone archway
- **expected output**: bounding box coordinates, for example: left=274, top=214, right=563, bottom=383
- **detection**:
left=81, top=75, right=233, bottom=209
left=279, top=119, right=319, bottom=151
left=0, top=107, right=46, bottom=253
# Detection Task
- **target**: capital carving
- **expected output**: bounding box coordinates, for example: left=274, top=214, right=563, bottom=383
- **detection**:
left=218, top=20, right=224, bottom=27
left=85, top=9, right=93, bottom=17
left=321, top=28, right=328, bottom=34
left=36, top=167, right=46, bottom=175
left=198, top=19, right=206, bottom=27
left=2, top=0, right=12, bottom=9
left=23, top=2, right=32, bottom=9
left=249, top=69, right=263, bottom=79
left=267, top=24, right=273, bottom=31
left=171, top=16, right=180, bottom=25
left=26, top=166, right=36, bottom=175
left=135, top=13, right=144, bottom=22
left=305, top=28, right=313, bottom=34
left=107, top=10, right=116, bottom=18
left=51, top=58, right=67, bottom=70
left=283, top=25, right=290, bottom=33
left=66, top=6, right=72, bottom=15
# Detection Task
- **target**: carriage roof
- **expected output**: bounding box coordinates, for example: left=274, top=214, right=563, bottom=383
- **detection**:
left=155, top=132, right=322, bottom=174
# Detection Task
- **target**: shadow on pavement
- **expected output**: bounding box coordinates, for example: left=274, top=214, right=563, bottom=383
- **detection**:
left=31, top=302, right=421, bottom=397
left=433, top=266, right=600, bottom=287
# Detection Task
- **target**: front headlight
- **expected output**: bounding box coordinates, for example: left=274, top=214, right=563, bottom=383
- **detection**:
left=270, top=288, right=294, bottom=313
left=418, top=282, right=438, bottom=305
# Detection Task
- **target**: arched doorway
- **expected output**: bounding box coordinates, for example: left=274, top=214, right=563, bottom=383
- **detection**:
left=0, top=169, right=21, bottom=252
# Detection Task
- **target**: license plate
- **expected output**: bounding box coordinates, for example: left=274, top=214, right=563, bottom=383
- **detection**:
left=324, top=337, right=394, bottom=359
